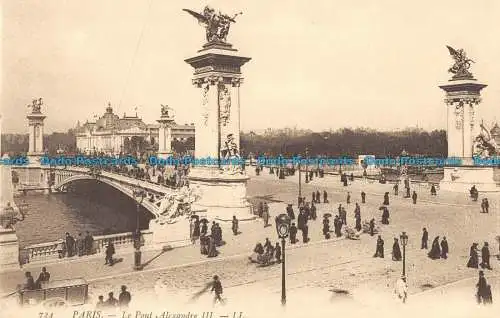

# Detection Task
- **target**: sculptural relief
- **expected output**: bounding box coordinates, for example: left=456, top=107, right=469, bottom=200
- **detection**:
left=473, top=121, right=499, bottom=157
left=218, top=84, right=231, bottom=126
left=446, top=46, right=475, bottom=79
left=201, top=83, right=210, bottom=126
left=28, top=98, right=43, bottom=113
left=220, top=134, right=242, bottom=175
left=454, top=103, right=464, bottom=129
left=183, top=6, right=242, bottom=43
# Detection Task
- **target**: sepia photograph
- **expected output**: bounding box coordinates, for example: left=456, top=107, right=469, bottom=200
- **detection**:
left=0, top=0, right=499, bottom=317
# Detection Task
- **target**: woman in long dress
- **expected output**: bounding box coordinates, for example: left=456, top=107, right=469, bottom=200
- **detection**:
left=467, top=243, right=479, bottom=268
left=207, top=235, right=218, bottom=258
left=193, top=219, right=200, bottom=242
left=392, top=238, right=402, bottom=261
left=427, top=236, right=441, bottom=260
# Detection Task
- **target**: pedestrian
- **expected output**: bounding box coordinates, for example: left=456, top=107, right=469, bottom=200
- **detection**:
left=323, top=190, right=328, bottom=203
left=76, top=233, right=84, bottom=257
left=262, top=203, right=270, bottom=227
left=258, top=202, right=264, bottom=217
left=340, top=207, right=347, bottom=226
left=484, top=285, right=493, bottom=304
left=193, top=218, right=200, bottom=242
left=302, top=224, right=309, bottom=243
left=316, top=190, right=321, bottom=203
left=65, top=232, right=75, bottom=257
left=264, top=238, right=272, bottom=253
left=355, top=215, right=361, bottom=232
left=440, top=236, right=449, bottom=259
left=430, top=184, right=437, bottom=196
left=421, top=228, right=428, bottom=249
left=346, top=192, right=351, bottom=204
left=312, top=191, right=316, bottom=204
left=23, top=272, right=36, bottom=291
left=476, top=271, right=488, bottom=304
left=412, top=191, right=417, bottom=204
left=483, top=198, right=489, bottom=213
left=84, top=231, right=94, bottom=255
left=105, top=292, right=118, bottom=308
left=467, top=243, right=479, bottom=268
left=207, top=235, right=218, bottom=258
left=289, top=223, right=298, bottom=244
left=428, top=236, right=441, bottom=260
left=394, top=275, right=408, bottom=303
left=232, top=216, right=239, bottom=235
left=275, top=242, right=281, bottom=263
left=334, top=215, right=342, bottom=237
left=323, top=216, right=331, bottom=239
left=118, top=285, right=131, bottom=308
left=373, top=236, right=384, bottom=258
left=35, top=267, right=50, bottom=289
left=369, top=218, right=375, bottom=236
left=310, top=202, right=317, bottom=220
left=211, top=275, right=224, bottom=305
left=105, top=242, right=115, bottom=265
left=95, top=295, right=105, bottom=310
left=406, top=187, right=411, bottom=198
left=392, top=238, right=402, bottom=261
left=361, top=191, right=366, bottom=204
left=383, top=192, right=390, bottom=205
left=381, top=206, right=390, bottom=225
left=201, top=221, right=208, bottom=237
left=286, top=204, right=295, bottom=219
left=480, top=242, right=491, bottom=270
left=393, top=183, right=399, bottom=196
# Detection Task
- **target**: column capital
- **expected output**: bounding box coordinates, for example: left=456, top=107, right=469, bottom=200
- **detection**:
left=231, top=77, right=244, bottom=87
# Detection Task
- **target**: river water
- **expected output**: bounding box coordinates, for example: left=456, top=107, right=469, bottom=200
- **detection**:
left=13, top=181, right=153, bottom=248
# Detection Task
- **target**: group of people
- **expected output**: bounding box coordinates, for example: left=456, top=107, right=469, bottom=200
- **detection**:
left=60, top=231, right=95, bottom=258
left=467, top=242, right=492, bottom=270
left=200, top=221, right=224, bottom=258
left=22, top=267, right=51, bottom=290
left=95, top=285, right=132, bottom=310
left=257, top=202, right=270, bottom=227
left=476, top=271, right=493, bottom=305
left=250, top=238, right=282, bottom=266
left=426, top=234, right=449, bottom=260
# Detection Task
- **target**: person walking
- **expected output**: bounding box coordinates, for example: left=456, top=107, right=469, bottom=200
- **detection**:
left=346, top=192, right=351, bottom=204
left=232, top=216, right=239, bottom=236
left=392, top=238, right=402, bottom=261
left=323, top=190, right=328, bottom=203
left=373, top=236, right=384, bottom=258
left=369, top=218, right=375, bottom=236
left=467, top=243, right=479, bottom=268
left=211, top=275, right=224, bottom=305
left=393, top=183, right=399, bottom=196
left=421, top=228, right=429, bottom=249
left=480, top=242, right=492, bottom=270
left=412, top=191, right=418, bottom=204
left=289, top=223, right=298, bottom=244
left=476, top=271, right=488, bottom=304
left=395, top=275, right=408, bottom=303
left=440, top=236, right=449, bottom=259
left=428, top=236, right=441, bottom=260
left=361, top=191, right=366, bottom=204
left=105, top=242, right=115, bottom=265
left=35, top=267, right=50, bottom=289
left=275, top=242, right=282, bottom=263
left=262, top=204, right=270, bottom=228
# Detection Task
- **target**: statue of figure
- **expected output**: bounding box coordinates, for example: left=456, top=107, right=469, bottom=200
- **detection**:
left=28, top=98, right=43, bottom=113
left=473, top=121, right=499, bottom=157
left=446, top=46, right=475, bottom=79
left=156, top=186, right=199, bottom=223
left=160, top=104, right=172, bottom=117
left=221, top=134, right=242, bottom=174
left=218, top=84, right=231, bottom=125
left=183, top=6, right=242, bottom=43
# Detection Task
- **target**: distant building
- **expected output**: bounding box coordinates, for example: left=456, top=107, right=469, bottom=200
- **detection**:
left=74, top=103, right=194, bottom=155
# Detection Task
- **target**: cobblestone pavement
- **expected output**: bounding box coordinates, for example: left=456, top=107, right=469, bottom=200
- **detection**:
left=1, top=171, right=499, bottom=316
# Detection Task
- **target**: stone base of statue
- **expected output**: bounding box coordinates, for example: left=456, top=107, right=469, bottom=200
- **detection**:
left=148, top=218, right=192, bottom=249
left=440, top=166, right=500, bottom=192
left=0, top=228, right=20, bottom=272
left=188, top=167, right=254, bottom=222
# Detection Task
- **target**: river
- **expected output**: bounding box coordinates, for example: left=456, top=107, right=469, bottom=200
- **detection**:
left=13, top=180, right=153, bottom=248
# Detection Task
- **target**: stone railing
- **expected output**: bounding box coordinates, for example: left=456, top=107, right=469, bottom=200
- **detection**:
left=20, top=230, right=153, bottom=265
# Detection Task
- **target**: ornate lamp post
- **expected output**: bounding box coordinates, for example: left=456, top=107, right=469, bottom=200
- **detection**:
left=132, top=186, right=146, bottom=270
left=275, top=213, right=291, bottom=305
left=400, top=231, right=409, bottom=276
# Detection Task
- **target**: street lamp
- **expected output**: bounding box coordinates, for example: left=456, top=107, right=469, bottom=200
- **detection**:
left=275, top=213, right=291, bottom=306
left=305, top=147, right=310, bottom=183
left=132, top=186, right=146, bottom=270
left=400, top=231, right=409, bottom=276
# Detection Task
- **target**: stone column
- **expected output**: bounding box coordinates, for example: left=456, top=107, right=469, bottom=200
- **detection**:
left=230, top=78, right=242, bottom=149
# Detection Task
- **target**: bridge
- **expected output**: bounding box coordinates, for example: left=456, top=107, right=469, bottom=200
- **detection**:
left=12, top=165, right=178, bottom=218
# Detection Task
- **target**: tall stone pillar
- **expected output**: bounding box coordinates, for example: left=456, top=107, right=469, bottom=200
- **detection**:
left=157, top=105, right=175, bottom=159
left=439, top=46, right=498, bottom=192
left=27, top=98, right=46, bottom=160
left=184, top=29, right=254, bottom=221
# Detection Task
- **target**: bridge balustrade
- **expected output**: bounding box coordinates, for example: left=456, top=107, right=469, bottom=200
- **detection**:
left=20, top=230, right=153, bottom=265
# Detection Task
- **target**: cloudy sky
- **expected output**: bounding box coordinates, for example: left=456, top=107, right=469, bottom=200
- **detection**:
left=2, top=0, right=500, bottom=133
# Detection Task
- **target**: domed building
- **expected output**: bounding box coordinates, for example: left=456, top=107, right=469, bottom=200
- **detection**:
left=75, top=103, right=194, bottom=155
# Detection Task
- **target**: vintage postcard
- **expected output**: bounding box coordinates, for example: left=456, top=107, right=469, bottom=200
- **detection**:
left=0, top=1, right=498, bottom=317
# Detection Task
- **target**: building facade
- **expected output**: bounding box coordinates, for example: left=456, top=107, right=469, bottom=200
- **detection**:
left=75, top=104, right=194, bottom=155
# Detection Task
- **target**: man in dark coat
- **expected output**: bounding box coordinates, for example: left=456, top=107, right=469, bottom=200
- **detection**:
left=323, top=190, right=328, bottom=203
left=373, top=236, right=384, bottom=258
left=322, top=216, right=331, bottom=239
left=297, top=210, right=306, bottom=231
left=430, top=185, right=437, bottom=195
left=440, top=237, right=449, bottom=259
left=23, top=272, right=35, bottom=290
left=383, top=192, right=389, bottom=205
left=393, top=183, right=399, bottom=196
left=310, top=203, right=317, bottom=220
left=312, top=192, right=316, bottom=204
left=369, top=218, right=375, bottom=236
left=355, top=215, right=362, bottom=232
left=118, top=285, right=132, bottom=308
left=76, top=233, right=84, bottom=257
left=302, top=224, right=309, bottom=243
left=381, top=207, right=390, bottom=225
left=232, top=216, right=238, bottom=236
left=361, top=191, right=366, bottom=204
left=258, top=202, right=264, bottom=217
left=105, top=292, right=118, bottom=307
left=289, top=223, right=298, bottom=244
left=392, top=238, right=402, bottom=261
left=421, top=228, right=429, bottom=249
left=84, top=231, right=94, bottom=255
left=480, top=242, right=491, bottom=270
left=275, top=242, right=282, bottom=263
left=467, top=243, right=479, bottom=268
left=286, top=204, right=295, bottom=219
left=36, top=267, right=50, bottom=289
left=316, top=190, right=321, bottom=203
left=65, top=232, right=75, bottom=257
left=346, top=192, right=351, bottom=204
left=334, top=216, right=342, bottom=237
left=211, top=275, right=223, bottom=305
left=340, top=207, right=347, bottom=226
left=476, top=271, right=488, bottom=304
left=412, top=191, right=417, bottom=204
left=105, top=242, right=115, bottom=265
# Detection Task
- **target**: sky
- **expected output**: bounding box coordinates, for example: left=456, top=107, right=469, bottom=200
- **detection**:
left=1, top=0, right=500, bottom=133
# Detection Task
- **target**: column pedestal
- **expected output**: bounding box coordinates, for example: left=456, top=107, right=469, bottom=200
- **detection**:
left=440, top=166, right=500, bottom=192
left=0, top=228, right=20, bottom=272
